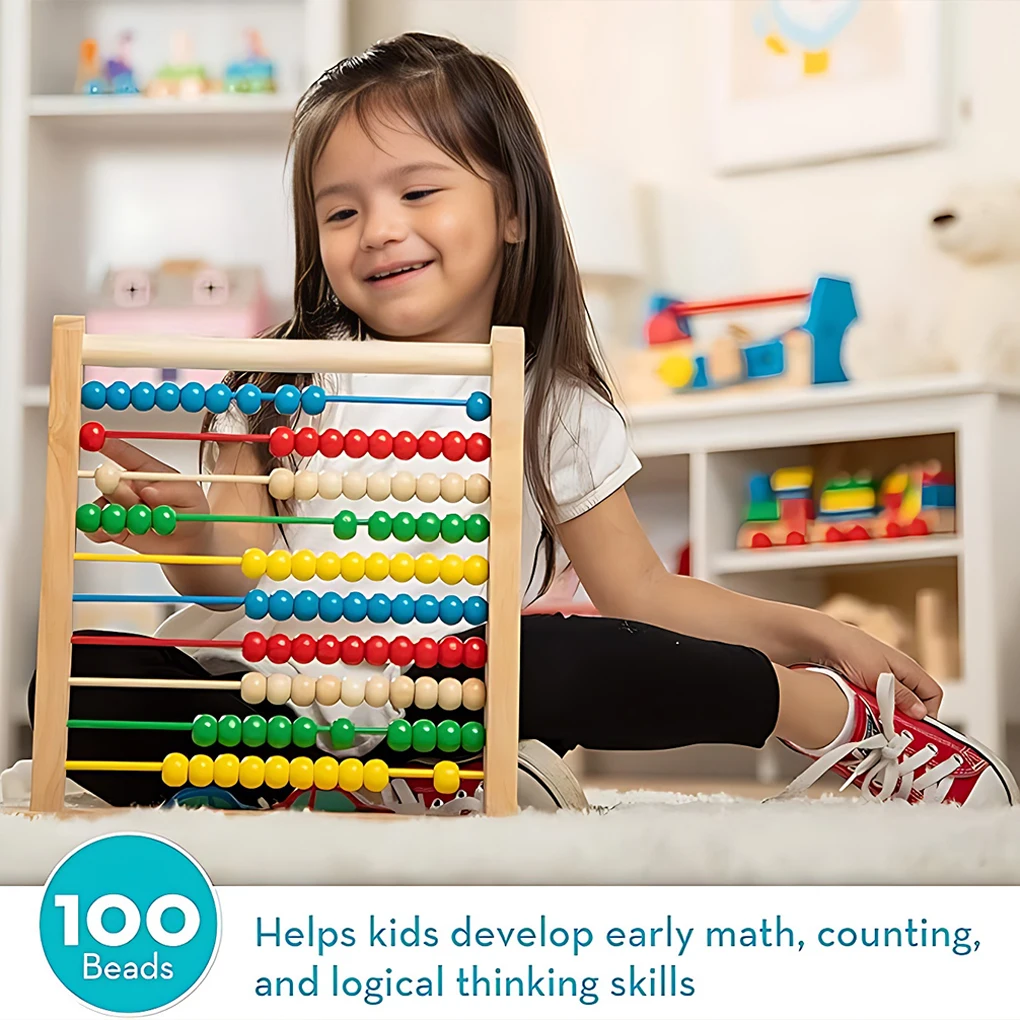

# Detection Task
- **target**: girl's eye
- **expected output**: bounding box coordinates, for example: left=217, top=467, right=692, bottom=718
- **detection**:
left=404, top=189, right=438, bottom=202
left=327, top=209, right=356, bottom=223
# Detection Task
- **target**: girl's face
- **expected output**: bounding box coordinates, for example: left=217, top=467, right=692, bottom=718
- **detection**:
left=313, top=111, right=515, bottom=343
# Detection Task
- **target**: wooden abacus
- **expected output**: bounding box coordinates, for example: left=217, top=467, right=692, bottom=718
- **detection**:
left=31, top=315, right=523, bottom=817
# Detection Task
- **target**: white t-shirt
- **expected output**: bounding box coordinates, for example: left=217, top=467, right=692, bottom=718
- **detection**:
left=197, top=368, right=640, bottom=755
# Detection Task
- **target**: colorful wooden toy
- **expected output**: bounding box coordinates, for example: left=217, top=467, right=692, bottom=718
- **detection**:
left=146, top=32, right=209, bottom=99
left=224, top=29, right=277, bottom=93
left=809, top=472, right=879, bottom=542
left=736, top=467, right=814, bottom=548
left=74, top=39, right=106, bottom=95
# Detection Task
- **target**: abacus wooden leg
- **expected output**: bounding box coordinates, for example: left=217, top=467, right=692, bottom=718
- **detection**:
left=31, top=316, right=85, bottom=812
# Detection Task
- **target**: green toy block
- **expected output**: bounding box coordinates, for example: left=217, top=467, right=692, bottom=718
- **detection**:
left=745, top=500, right=780, bottom=523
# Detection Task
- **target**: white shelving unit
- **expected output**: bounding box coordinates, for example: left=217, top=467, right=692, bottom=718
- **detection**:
left=0, top=0, right=349, bottom=770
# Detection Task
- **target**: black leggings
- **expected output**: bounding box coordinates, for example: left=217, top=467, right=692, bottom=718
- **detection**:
left=28, top=615, right=779, bottom=807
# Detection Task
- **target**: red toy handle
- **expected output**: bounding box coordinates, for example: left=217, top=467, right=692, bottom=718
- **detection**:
left=669, top=289, right=811, bottom=318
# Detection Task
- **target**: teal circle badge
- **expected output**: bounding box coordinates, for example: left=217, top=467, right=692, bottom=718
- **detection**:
left=39, top=833, right=220, bottom=1015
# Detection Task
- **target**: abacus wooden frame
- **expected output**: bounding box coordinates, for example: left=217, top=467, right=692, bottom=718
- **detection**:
left=30, top=315, right=524, bottom=817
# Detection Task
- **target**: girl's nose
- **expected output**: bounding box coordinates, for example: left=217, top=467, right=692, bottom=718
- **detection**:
left=359, top=202, right=408, bottom=250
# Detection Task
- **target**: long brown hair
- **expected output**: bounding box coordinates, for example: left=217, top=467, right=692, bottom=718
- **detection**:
left=208, top=32, right=617, bottom=595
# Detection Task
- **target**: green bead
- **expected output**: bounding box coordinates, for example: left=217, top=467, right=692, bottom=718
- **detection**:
left=329, top=718, right=355, bottom=750
left=461, top=721, right=485, bottom=754
left=217, top=714, right=242, bottom=747
left=440, top=514, right=465, bottom=543
left=126, top=504, right=152, bottom=536
left=465, top=514, right=490, bottom=542
left=437, top=720, right=461, bottom=753
left=392, top=511, right=416, bottom=542
left=100, top=503, right=127, bottom=535
left=76, top=504, right=102, bottom=534
left=367, top=511, right=392, bottom=541
left=332, top=510, right=357, bottom=540
left=242, top=715, right=266, bottom=747
left=191, top=714, right=218, bottom=748
left=411, top=719, right=437, bottom=753
left=152, top=505, right=177, bottom=536
left=267, top=715, right=293, bottom=749
left=416, top=512, right=441, bottom=542
left=292, top=717, right=319, bottom=748
left=386, top=719, right=412, bottom=752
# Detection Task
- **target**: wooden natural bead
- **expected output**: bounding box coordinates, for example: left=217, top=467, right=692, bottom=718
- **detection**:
left=340, top=677, right=365, bottom=707
left=367, top=472, right=391, bottom=501
left=290, top=674, right=317, bottom=707
left=416, top=472, right=441, bottom=503
left=441, top=473, right=466, bottom=503
left=462, top=677, right=486, bottom=711
left=318, top=470, right=343, bottom=500
left=437, top=677, right=462, bottom=711
left=316, top=674, right=341, bottom=706
left=268, top=467, right=295, bottom=500
left=466, top=473, right=490, bottom=504
left=391, top=471, right=416, bottom=501
left=240, top=671, right=266, bottom=705
left=414, top=676, right=439, bottom=710
left=94, top=463, right=123, bottom=496
left=365, top=674, right=390, bottom=708
left=389, top=675, right=415, bottom=710
left=343, top=471, right=367, bottom=500
left=266, top=672, right=292, bottom=705
left=293, top=469, right=319, bottom=501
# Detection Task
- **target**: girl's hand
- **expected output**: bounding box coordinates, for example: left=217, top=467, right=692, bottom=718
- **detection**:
left=84, top=438, right=212, bottom=556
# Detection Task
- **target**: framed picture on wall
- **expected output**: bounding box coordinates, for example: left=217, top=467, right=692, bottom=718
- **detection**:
left=709, top=0, right=944, bottom=173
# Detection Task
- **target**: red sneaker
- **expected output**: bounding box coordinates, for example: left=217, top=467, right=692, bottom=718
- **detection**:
left=779, top=667, right=1018, bottom=806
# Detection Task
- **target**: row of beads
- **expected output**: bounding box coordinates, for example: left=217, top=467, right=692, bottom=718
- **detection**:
left=265, top=467, right=490, bottom=504
left=240, top=671, right=486, bottom=711
left=161, top=752, right=469, bottom=794
left=240, top=548, right=489, bottom=586
left=266, top=426, right=490, bottom=462
left=243, top=589, right=488, bottom=626
left=239, top=632, right=487, bottom=669
left=81, top=380, right=491, bottom=422
left=192, top=713, right=484, bottom=755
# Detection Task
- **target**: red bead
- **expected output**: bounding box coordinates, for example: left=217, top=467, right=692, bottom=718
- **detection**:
left=463, top=636, right=487, bottom=669
left=316, top=634, right=341, bottom=665
left=442, top=431, right=466, bottom=460
left=291, top=633, right=317, bottom=664
left=268, top=427, right=295, bottom=458
left=266, top=634, right=292, bottom=664
left=466, top=433, right=490, bottom=462
left=340, top=635, right=364, bottom=665
left=438, top=636, right=463, bottom=668
left=393, top=431, right=418, bottom=460
left=365, top=635, right=390, bottom=666
left=390, top=636, right=415, bottom=667
left=241, top=632, right=267, bottom=662
left=344, top=429, right=368, bottom=459
left=418, top=431, right=442, bottom=459
left=79, top=422, right=105, bottom=452
left=368, top=430, right=393, bottom=459
left=414, top=637, right=439, bottom=669
left=319, top=428, right=344, bottom=458
left=294, top=427, right=319, bottom=458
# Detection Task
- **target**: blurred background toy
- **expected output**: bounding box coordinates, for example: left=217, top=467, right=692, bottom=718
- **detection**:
left=74, top=39, right=106, bottom=95
left=737, top=467, right=814, bottom=548
left=224, top=29, right=277, bottom=93
left=105, top=31, right=140, bottom=94
left=818, top=593, right=913, bottom=654
left=809, top=472, right=879, bottom=542
left=147, top=32, right=210, bottom=99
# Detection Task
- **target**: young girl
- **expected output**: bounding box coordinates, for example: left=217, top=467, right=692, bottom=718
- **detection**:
left=47, top=32, right=1015, bottom=812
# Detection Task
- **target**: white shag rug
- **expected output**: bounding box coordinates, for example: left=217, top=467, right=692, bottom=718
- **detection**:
left=3, top=788, right=1020, bottom=885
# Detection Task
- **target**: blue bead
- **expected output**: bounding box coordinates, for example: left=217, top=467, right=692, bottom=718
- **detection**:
left=205, top=382, right=232, bottom=414
left=235, top=383, right=262, bottom=415
left=129, top=382, right=156, bottom=411
left=81, top=381, right=107, bottom=410
left=415, top=595, right=440, bottom=624
left=301, top=385, right=327, bottom=416
left=464, top=596, right=488, bottom=625
left=155, top=382, right=181, bottom=411
left=274, top=384, right=301, bottom=416
left=439, top=596, right=464, bottom=625
left=466, top=391, right=491, bottom=421
left=293, top=591, right=319, bottom=622
left=391, top=594, right=415, bottom=626
left=319, top=591, right=344, bottom=624
left=367, top=594, right=391, bottom=624
left=244, top=590, right=269, bottom=620
left=344, top=592, right=368, bottom=623
left=106, top=381, right=131, bottom=411
left=268, top=590, right=294, bottom=621
left=180, top=382, right=206, bottom=413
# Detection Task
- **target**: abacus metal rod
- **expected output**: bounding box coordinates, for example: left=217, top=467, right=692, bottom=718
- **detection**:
left=78, top=469, right=268, bottom=486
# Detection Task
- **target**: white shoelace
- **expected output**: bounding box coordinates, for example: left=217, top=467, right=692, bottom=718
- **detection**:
left=778, top=672, right=963, bottom=803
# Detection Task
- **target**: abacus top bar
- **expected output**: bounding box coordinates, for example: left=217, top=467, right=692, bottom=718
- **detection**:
left=82, top=335, right=494, bottom=376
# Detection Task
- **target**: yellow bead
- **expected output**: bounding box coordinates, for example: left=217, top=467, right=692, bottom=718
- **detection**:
left=161, top=752, right=189, bottom=788
left=316, top=551, right=342, bottom=581
left=433, top=760, right=460, bottom=795
left=363, top=759, right=390, bottom=793
left=188, top=754, right=214, bottom=788
left=313, top=756, right=339, bottom=791
left=464, top=555, right=488, bottom=586
left=213, top=753, right=240, bottom=788
left=290, top=756, right=314, bottom=790
left=365, top=552, right=390, bottom=582
left=241, top=548, right=267, bottom=580
left=291, top=549, right=317, bottom=582
left=440, top=554, right=464, bottom=585
left=341, top=552, right=365, bottom=582
left=415, top=553, right=440, bottom=584
left=389, top=552, right=415, bottom=583
left=266, top=549, right=292, bottom=582
left=238, top=755, right=266, bottom=789
left=264, top=755, right=290, bottom=789
left=338, top=757, right=364, bottom=792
